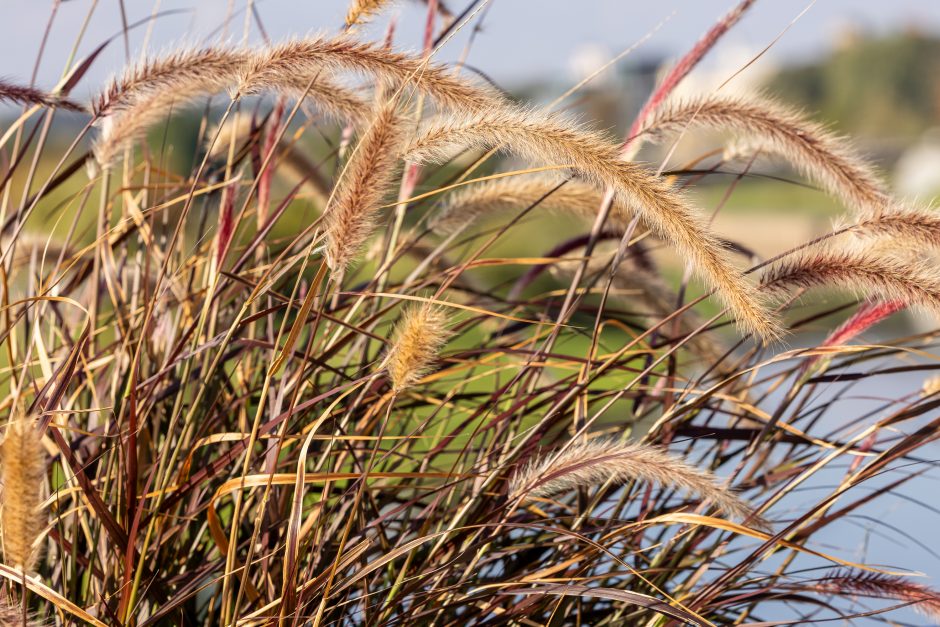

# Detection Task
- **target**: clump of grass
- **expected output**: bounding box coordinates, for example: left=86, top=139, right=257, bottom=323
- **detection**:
left=6, top=2, right=940, bottom=625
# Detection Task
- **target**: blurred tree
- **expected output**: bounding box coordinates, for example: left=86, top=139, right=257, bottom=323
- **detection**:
left=769, top=32, right=940, bottom=139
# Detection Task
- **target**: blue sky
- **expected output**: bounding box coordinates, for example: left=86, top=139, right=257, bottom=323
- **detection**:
left=4, top=1, right=940, bottom=95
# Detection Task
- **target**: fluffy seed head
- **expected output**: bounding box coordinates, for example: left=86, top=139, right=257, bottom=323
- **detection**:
left=95, top=46, right=249, bottom=115
left=510, top=438, right=759, bottom=523
left=0, top=600, right=41, bottom=626
left=853, top=204, right=940, bottom=249
left=760, top=249, right=940, bottom=317
left=346, top=0, right=393, bottom=27
left=811, top=571, right=940, bottom=622
left=238, top=35, right=503, bottom=113
left=406, top=104, right=780, bottom=340
left=323, top=102, right=404, bottom=273
left=638, top=94, right=889, bottom=215
left=386, top=304, right=452, bottom=391
left=1, top=418, right=46, bottom=571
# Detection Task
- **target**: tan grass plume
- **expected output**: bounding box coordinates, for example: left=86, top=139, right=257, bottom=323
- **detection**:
left=385, top=304, right=452, bottom=391
left=429, top=174, right=632, bottom=235
left=853, top=204, right=940, bottom=249
left=811, top=571, right=940, bottom=622
left=510, top=438, right=758, bottom=522
left=760, top=248, right=940, bottom=316
left=346, top=0, right=393, bottom=27
left=638, top=94, right=889, bottom=215
left=94, top=47, right=250, bottom=115
left=237, top=35, right=503, bottom=114
left=406, top=105, right=780, bottom=340
left=94, top=45, right=370, bottom=167
left=1, top=418, right=45, bottom=571
left=323, top=102, right=404, bottom=272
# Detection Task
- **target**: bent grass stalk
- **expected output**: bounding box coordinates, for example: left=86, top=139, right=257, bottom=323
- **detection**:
left=406, top=105, right=781, bottom=339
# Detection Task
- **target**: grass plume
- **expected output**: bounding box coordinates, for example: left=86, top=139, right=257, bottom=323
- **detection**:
left=429, top=174, right=630, bottom=235
left=1, top=418, right=45, bottom=571
left=811, top=571, right=940, bottom=621
left=94, top=47, right=250, bottom=115
left=324, top=102, right=404, bottom=273
left=0, top=79, right=82, bottom=112
left=385, top=304, right=452, bottom=391
left=237, top=35, right=503, bottom=113
left=346, top=0, right=393, bottom=27
left=510, top=438, right=759, bottom=523
left=406, top=105, right=781, bottom=339
left=638, top=94, right=889, bottom=214
left=760, top=248, right=940, bottom=316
